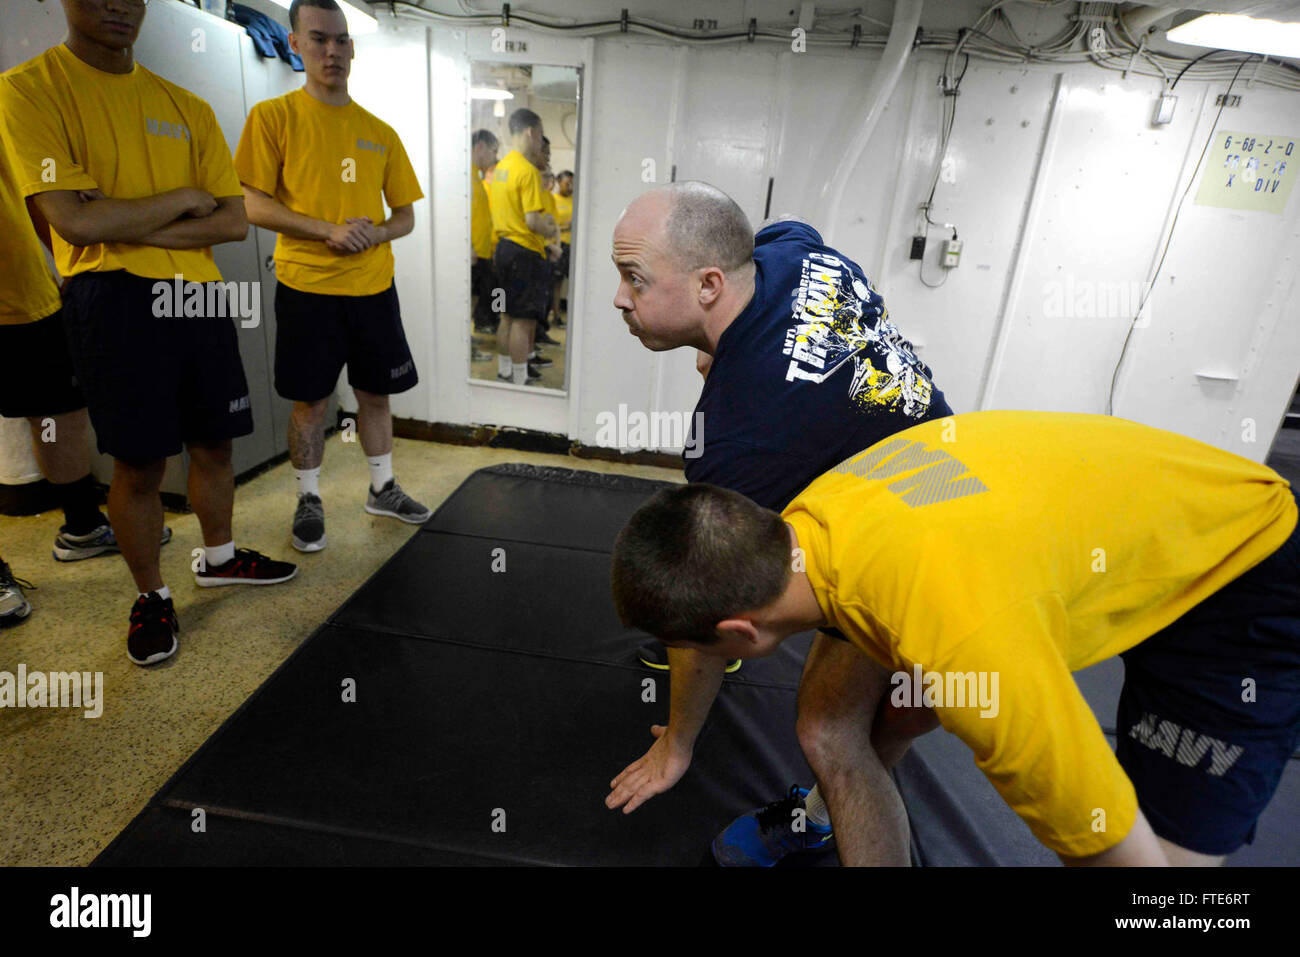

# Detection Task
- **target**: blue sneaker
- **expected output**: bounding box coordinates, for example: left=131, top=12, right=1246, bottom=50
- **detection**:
left=53, top=522, right=172, bottom=562
left=711, top=785, right=833, bottom=866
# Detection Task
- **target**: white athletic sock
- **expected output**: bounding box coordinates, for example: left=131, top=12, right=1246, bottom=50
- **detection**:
left=511, top=363, right=528, bottom=385
left=498, top=355, right=512, bottom=377
left=294, top=467, right=321, bottom=498
left=804, top=785, right=831, bottom=828
left=368, top=453, right=393, bottom=493
left=205, top=541, right=235, bottom=567
left=140, top=585, right=171, bottom=601
left=527, top=350, right=537, bottom=360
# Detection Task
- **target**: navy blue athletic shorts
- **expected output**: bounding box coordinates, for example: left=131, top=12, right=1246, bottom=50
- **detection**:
left=1116, top=490, right=1300, bottom=855
left=492, top=238, right=549, bottom=322
left=273, top=281, right=417, bottom=402
left=61, top=271, right=254, bottom=462
left=0, top=309, right=85, bottom=418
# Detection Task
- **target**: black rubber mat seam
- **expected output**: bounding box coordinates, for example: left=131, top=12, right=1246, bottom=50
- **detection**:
left=480, top=463, right=680, bottom=494
left=321, top=618, right=805, bottom=692
left=152, top=798, right=563, bottom=867
left=414, top=525, right=620, bottom=556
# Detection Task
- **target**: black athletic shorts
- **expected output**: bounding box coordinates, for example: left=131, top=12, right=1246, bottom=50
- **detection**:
left=1116, top=492, right=1300, bottom=855
left=471, top=256, right=499, bottom=328
left=61, top=270, right=254, bottom=462
left=273, top=281, right=417, bottom=402
left=0, top=309, right=85, bottom=418
left=492, top=238, right=549, bottom=321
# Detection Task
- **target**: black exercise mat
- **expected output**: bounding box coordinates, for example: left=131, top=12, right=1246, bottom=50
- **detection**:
left=96, top=465, right=823, bottom=867
left=99, top=625, right=816, bottom=866
left=95, top=464, right=1300, bottom=867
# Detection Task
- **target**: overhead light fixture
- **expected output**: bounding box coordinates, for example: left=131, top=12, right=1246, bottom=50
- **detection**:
left=264, top=0, right=379, bottom=37
left=1166, top=13, right=1300, bottom=60
left=470, top=87, right=515, bottom=100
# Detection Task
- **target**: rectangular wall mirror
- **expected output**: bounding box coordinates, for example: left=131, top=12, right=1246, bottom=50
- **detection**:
left=469, top=61, right=580, bottom=393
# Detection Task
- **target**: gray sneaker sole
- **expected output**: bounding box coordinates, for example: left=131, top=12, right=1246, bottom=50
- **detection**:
left=365, top=502, right=431, bottom=524
left=0, top=603, right=32, bottom=627
left=292, top=533, right=327, bottom=552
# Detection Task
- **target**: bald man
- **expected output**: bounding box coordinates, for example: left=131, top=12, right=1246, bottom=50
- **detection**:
left=606, top=181, right=954, bottom=866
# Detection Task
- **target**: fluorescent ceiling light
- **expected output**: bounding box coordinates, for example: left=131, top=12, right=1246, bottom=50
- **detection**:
left=1166, top=13, right=1300, bottom=59
left=264, top=0, right=379, bottom=37
left=470, top=87, right=514, bottom=100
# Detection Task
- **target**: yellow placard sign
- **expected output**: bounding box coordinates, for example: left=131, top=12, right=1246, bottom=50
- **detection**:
left=1195, top=131, right=1296, bottom=214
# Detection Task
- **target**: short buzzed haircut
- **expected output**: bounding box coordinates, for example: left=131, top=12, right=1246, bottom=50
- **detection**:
left=611, top=484, right=791, bottom=644
left=661, top=181, right=754, bottom=274
left=508, top=109, right=542, bottom=136
left=558, top=170, right=574, bottom=182
left=289, top=0, right=343, bottom=31
left=472, top=129, right=499, bottom=149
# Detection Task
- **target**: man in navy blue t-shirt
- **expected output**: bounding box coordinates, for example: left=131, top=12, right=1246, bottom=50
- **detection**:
left=605, top=181, right=951, bottom=865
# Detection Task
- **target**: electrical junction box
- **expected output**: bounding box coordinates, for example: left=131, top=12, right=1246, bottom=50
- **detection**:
left=1152, top=93, right=1177, bottom=126
left=942, top=238, right=962, bottom=268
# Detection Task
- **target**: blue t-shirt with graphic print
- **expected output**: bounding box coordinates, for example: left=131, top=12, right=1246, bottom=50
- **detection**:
left=685, top=219, right=953, bottom=511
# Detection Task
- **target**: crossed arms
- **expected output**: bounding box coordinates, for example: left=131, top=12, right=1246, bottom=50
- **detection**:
left=32, top=186, right=247, bottom=249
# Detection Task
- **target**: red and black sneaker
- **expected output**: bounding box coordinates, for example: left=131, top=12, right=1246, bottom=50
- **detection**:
left=128, top=592, right=179, bottom=666
left=195, top=548, right=298, bottom=588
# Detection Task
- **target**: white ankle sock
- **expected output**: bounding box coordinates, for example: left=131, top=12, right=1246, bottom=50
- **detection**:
left=294, top=467, right=320, bottom=497
left=206, top=541, right=235, bottom=567
left=804, top=785, right=831, bottom=828
left=368, top=453, right=393, bottom=493
left=140, top=585, right=171, bottom=601
left=498, top=355, right=511, bottom=377
left=511, top=363, right=528, bottom=385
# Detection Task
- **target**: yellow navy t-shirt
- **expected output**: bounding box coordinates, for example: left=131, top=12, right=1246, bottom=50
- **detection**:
left=488, top=149, right=546, bottom=255
left=235, top=89, right=423, bottom=296
left=0, top=148, right=60, bottom=325
left=471, top=169, right=494, bottom=260
left=0, top=44, right=242, bottom=283
left=553, top=190, right=572, bottom=245
left=782, top=409, right=1297, bottom=857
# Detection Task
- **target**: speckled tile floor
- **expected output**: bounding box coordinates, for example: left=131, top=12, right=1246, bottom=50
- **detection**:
left=0, top=437, right=681, bottom=866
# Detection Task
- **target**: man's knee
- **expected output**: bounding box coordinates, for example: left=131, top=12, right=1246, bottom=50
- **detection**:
left=353, top=389, right=389, bottom=411
left=291, top=398, right=330, bottom=425
left=187, top=440, right=233, bottom=471
left=112, top=457, right=166, bottom=493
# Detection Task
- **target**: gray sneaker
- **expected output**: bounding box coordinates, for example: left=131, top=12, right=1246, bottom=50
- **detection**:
left=0, top=561, right=34, bottom=627
left=365, top=479, right=431, bottom=525
left=292, top=493, right=326, bottom=552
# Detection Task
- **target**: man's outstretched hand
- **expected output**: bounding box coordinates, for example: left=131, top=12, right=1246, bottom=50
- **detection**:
left=606, top=725, right=692, bottom=814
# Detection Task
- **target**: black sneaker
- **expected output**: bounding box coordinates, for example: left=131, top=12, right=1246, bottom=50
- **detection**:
left=128, top=592, right=178, bottom=665
left=529, top=353, right=554, bottom=368
left=292, top=493, right=326, bottom=552
left=498, top=365, right=541, bottom=382
left=637, top=639, right=740, bottom=674
left=0, top=561, right=34, bottom=628
left=536, top=330, right=560, bottom=346
left=195, top=548, right=298, bottom=587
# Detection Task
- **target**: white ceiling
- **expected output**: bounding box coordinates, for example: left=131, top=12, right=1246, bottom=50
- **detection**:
left=1174, top=1, right=1300, bottom=22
